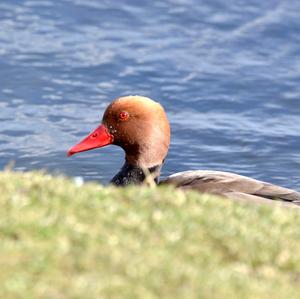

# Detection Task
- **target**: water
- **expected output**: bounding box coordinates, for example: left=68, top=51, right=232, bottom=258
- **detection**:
left=1, top=0, right=300, bottom=188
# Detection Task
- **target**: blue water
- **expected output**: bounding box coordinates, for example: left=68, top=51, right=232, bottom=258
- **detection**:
left=1, top=0, right=300, bottom=188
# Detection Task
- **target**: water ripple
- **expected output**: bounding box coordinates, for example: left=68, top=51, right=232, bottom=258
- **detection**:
left=0, top=0, right=300, bottom=188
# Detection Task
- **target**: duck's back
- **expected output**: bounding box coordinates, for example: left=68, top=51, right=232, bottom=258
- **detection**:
left=161, top=170, right=300, bottom=207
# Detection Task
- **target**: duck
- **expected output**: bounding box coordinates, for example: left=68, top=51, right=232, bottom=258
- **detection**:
left=68, top=95, right=300, bottom=207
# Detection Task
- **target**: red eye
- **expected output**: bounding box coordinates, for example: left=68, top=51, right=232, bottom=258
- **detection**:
left=119, top=111, right=129, bottom=121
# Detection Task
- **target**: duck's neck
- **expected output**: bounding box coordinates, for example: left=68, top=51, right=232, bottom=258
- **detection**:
left=110, top=161, right=162, bottom=186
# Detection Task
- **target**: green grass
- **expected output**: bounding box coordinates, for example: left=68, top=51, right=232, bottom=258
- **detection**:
left=0, top=171, right=300, bottom=299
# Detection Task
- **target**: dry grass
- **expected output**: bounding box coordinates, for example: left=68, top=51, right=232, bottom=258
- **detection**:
left=1, top=171, right=300, bottom=299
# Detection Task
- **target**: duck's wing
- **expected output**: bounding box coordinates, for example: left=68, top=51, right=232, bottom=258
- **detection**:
left=161, top=170, right=300, bottom=207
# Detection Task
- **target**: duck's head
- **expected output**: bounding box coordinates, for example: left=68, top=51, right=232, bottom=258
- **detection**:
left=68, top=96, right=170, bottom=173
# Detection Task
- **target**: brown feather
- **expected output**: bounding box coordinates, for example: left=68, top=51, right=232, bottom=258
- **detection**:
left=162, top=170, right=300, bottom=207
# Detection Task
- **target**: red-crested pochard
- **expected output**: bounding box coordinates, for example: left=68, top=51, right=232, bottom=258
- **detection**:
left=68, top=96, right=300, bottom=207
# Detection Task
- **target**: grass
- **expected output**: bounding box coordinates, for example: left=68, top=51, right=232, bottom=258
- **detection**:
left=0, top=170, right=300, bottom=299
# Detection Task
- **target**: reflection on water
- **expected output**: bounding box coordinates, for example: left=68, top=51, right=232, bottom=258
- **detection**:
left=1, top=0, right=300, bottom=188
